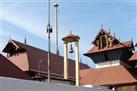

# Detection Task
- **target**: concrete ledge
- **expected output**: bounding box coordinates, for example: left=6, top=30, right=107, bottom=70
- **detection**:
left=0, top=77, right=111, bottom=91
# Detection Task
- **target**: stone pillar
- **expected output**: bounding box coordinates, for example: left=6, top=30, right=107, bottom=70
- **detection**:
left=64, top=42, right=68, bottom=79
left=75, top=41, right=80, bottom=86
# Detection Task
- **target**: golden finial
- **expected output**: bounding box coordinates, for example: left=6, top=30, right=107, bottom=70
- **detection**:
left=70, top=31, right=72, bottom=35
left=108, top=28, right=111, bottom=34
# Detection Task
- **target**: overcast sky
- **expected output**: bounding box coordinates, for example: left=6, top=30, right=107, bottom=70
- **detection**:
left=0, top=0, right=136, bottom=68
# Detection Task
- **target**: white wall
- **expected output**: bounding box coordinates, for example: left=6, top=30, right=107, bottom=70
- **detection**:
left=96, top=60, right=120, bottom=69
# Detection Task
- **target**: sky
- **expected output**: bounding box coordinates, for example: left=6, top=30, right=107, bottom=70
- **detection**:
left=0, top=0, right=136, bottom=68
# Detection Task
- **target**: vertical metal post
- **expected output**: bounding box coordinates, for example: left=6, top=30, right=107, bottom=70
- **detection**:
left=54, top=0, right=59, bottom=55
left=47, top=0, right=52, bottom=83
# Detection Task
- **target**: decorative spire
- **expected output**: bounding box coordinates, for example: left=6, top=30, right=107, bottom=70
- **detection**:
left=9, top=34, right=11, bottom=40
left=101, top=25, right=103, bottom=29
left=100, top=25, right=104, bottom=34
left=108, top=28, right=111, bottom=34
left=113, top=33, right=116, bottom=38
left=24, top=37, right=27, bottom=44
left=70, top=31, right=72, bottom=35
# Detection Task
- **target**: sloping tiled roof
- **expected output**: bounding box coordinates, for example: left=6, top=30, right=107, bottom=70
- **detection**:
left=3, top=40, right=90, bottom=80
left=129, top=52, right=137, bottom=61
left=80, top=65, right=137, bottom=86
left=85, top=41, right=133, bottom=55
left=0, top=54, right=31, bottom=80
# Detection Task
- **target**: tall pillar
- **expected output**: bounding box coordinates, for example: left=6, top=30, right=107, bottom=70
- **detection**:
left=64, top=42, right=68, bottom=79
left=75, top=41, right=80, bottom=86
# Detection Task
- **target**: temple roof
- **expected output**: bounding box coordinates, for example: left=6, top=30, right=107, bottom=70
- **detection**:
left=84, top=28, right=135, bottom=56
left=92, top=28, right=116, bottom=45
left=129, top=52, right=137, bottom=61
left=62, top=32, right=80, bottom=42
left=3, top=39, right=90, bottom=80
left=80, top=65, right=137, bottom=86
left=84, top=40, right=134, bottom=56
left=0, top=54, right=31, bottom=80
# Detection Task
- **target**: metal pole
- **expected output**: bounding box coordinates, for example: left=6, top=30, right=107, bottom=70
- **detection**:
left=47, top=0, right=52, bottom=83
left=54, top=0, right=59, bottom=55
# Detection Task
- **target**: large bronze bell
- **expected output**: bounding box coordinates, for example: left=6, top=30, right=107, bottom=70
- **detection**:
left=69, top=44, right=74, bottom=53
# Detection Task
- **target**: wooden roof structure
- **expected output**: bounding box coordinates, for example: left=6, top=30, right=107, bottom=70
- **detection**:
left=85, top=40, right=134, bottom=55
left=3, top=39, right=90, bottom=80
left=84, top=27, right=134, bottom=56
left=92, top=28, right=116, bottom=45
left=0, top=54, right=31, bottom=80
left=82, top=27, right=137, bottom=87
left=129, top=52, right=137, bottom=61
left=80, top=65, right=137, bottom=86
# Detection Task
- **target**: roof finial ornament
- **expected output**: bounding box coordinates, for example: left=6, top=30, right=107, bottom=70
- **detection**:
left=9, top=34, right=11, bottom=40
left=100, top=25, right=104, bottom=33
left=70, top=31, right=72, bottom=35
left=24, top=37, right=27, bottom=44
left=101, top=24, right=103, bottom=29
left=108, top=28, right=111, bottom=34
left=114, top=33, right=116, bottom=38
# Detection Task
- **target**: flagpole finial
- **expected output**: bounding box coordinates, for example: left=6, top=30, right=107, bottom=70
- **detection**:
left=101, top=25, right=103, bottom=29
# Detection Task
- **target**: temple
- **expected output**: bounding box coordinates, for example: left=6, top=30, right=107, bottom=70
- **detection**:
left=0, top=54, right=31, bottom=80
left=84, top=27, right=134, bottom=68
left=2, top=39, right=89, bottom=84
left=81, top=27, right=137, bottom=91
left=1, top=27, right=137, bottom=91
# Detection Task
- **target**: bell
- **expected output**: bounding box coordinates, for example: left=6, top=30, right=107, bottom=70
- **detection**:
left=69, top=44, right=74, bottom=53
